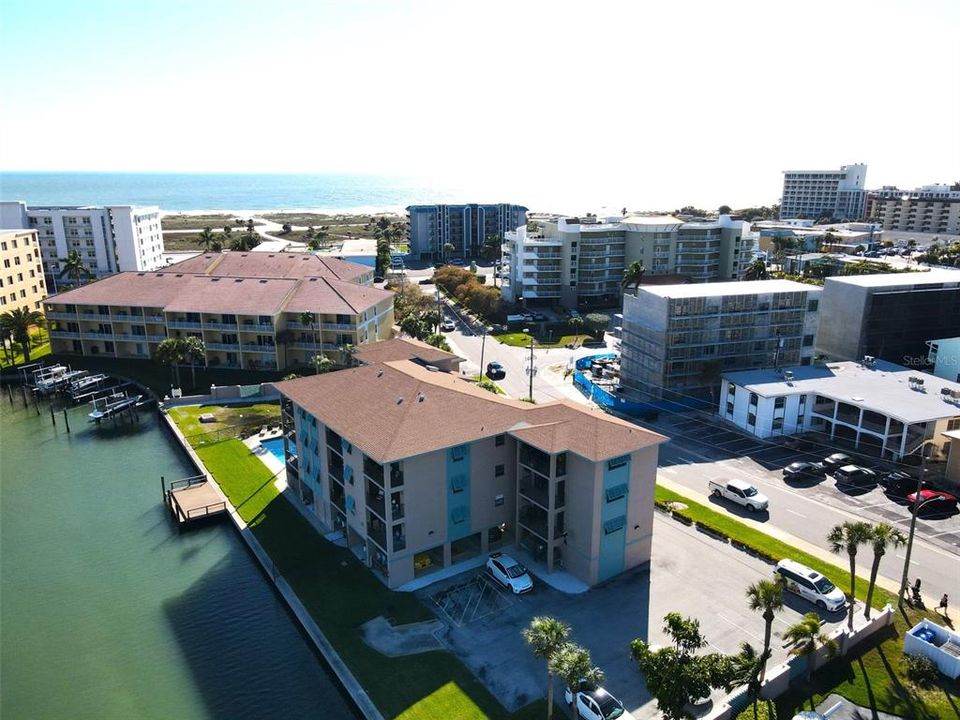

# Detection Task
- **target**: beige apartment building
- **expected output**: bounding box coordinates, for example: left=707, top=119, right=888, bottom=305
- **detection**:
left=43, top=252, right=391, bottom=370
left=0, top=229, right=47, bottom=313
left=864, top=184, right=960, bottom=235
left=277, top=343, right=667, bottom=588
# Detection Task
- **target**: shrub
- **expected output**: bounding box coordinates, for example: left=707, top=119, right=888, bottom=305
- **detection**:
left=735, top=699, right=777, bottom=720
left=904, top=654, right=939, bottom=688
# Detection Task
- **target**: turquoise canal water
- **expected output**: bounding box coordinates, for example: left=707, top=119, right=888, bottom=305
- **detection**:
left=0, top=396, right=358, bottom=720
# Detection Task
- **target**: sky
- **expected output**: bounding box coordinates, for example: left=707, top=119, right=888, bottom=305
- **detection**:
left=2, top=0, right=959, bottom=211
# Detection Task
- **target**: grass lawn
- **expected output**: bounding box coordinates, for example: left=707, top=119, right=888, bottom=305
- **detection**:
left=494, top=332, right=586, bottom=348
left=161, top=214, right=260, bottom=231
left=469, top=375, right=506, bottom=394
left=656, top=485, right=960, bottom=719
left=171, top=417, right=546, bottom=719
left=1, top=329, right=51, bottom=368
left=168, top=403, right=279, bottom=439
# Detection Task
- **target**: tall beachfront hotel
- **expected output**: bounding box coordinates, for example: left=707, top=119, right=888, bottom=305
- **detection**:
left=0, top=201, right=164, bottom=287
left=779, top=164, right=867, bottom=221
left=277, top=340, right=667, bottom=588
left=407, top=203, right=528, bottom=260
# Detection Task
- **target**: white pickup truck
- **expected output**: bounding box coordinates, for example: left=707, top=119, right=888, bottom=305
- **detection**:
left=708, top=479, right=769, bottom=512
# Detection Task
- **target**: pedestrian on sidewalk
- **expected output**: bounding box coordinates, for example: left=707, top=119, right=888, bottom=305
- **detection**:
left=912, top=577, right=922, bottom=602
left=939, top=593, right=949, bottom=617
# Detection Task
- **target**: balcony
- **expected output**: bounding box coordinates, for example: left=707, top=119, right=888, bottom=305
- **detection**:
left=239, top=323, right=275, bottom=333
left=367, top=482, right=386, bottom=520
left=389, top=463, right=404, bottom=488
left=330, top=485, right=346, bottom=513
left=206, top=342, right=240, bottom=351
left=50, top=330, right=80, bottom=339
left=204, top=321, right=238, bottom=331
left=145, top=315, right=166, bottom=324
left=392, top=528, right=406, bottom=552
left=323, top=322, right=356, bottom=332
left=391, top=492, right=405, bottom=520
left=291, top=341, right=340, bottom=351
left=168, top=320, right=203, bottom=330
left=46, top=311, right=76, bottom=320
left=367, top=514, right=387, bottom=551
left=81, top=331, right=113, bottom=340
left=112, top=333, right=151, bottom=342
left=78, top=312, right=113, bottom=322
left=242, top=344, right=277, bottom=353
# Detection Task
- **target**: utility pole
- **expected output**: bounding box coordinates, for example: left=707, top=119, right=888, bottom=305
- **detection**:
left=528, top=335, right=535, bottom=401
left=479, top=325, right=487, bottom=377
left=899, top=443, right=931, bottom=607
left=436, top=286, right=443, bottom=333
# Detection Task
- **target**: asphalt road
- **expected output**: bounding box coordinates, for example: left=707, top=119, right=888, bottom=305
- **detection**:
left=651, top=413, right=960, bottom=606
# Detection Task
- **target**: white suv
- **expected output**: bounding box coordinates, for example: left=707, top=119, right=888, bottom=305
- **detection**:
left=774, top=559, right=845, bottom=612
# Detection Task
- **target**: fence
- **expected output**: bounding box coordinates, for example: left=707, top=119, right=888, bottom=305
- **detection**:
left=183, top=419, right=277, bottom=448
left=161, top=381, right=280, bottom=407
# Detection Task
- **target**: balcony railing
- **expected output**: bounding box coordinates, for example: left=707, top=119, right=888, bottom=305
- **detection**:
left=239, top=322, right=275, bottom=332
left=367, top=487, right=386, bottom=520
left=81, top=331, right=113, bottom=340
left=78, top=312, right=113, bottom=322
left=46, top=311, right=76, bottom=320
left=291, top=341, right=340, bottom=351
left=242, top=344, right=277, bottom=353
left=113, top=333, right=151, bottom=342
left=168, top=320, right=203, bottom=330
left=206, top=342, right=240, bottom=351
left=204, top=321, right=238, bottom=331
left=50, top=330, right=80, bottom=338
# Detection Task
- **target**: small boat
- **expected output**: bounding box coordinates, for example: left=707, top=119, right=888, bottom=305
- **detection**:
left=88, top=392, right=143, bottom=422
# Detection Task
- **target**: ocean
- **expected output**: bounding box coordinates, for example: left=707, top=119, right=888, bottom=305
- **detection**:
left=0, top=172, right=478, bottom=214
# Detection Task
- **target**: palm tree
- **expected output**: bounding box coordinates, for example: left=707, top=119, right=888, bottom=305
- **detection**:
left=59, top=249, right=91, bottom=285
left=340, top=343, right=357, bottom=368
left=313, top=354, right=334, bottom=374
left=183, top=336, right=206, bottom=389
left=299, top=311, right=322, bottom=373
left=0, top=308, right=45, bottom=363
left=552, top=642, right=605, bottom=717
left=782, top=612, right=837, bottom=684
left=864, top=523, right=906, bottom=619
left=569, top=316, right=584, bottom=346
left=743, top=258, right=769, bottom=281
left=155, top=337, right=188, bottom=388
left=745, top=578, right=783, bottom=682
left=443, top=242, right=456, bottom=262
left=728, top=642, right=766, bottom=719
left=522, top=616, right=570, bottom=720
left=621, top=261, right=646, bottom=296
left=827, top=521, right=873, bottom=631
left=197, top=227, right=215, bottom=250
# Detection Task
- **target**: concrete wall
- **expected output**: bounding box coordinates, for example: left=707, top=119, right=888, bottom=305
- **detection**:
left=817, top=280, right=868, bottom=360
left=625, top=445, right=658, bottom=571
left=563, top=453, right=602, bottom=584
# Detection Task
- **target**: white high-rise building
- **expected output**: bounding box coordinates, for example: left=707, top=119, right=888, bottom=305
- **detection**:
left=0, top=201, right=164, bottom=286
left=780, top=164, right=867, bottom=221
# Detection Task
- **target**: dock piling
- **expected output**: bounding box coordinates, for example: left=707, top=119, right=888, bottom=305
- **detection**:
left=6, top=384, right=13, bottom=406
left=63, top=407, right=71, bottom=433
left=49, top=402, right=56, bottom=426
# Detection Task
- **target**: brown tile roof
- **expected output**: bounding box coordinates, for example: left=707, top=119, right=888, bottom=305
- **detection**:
left=160, top=252, right=370, bottom=282
left=352, top=338, right=463, bottom=367
left=164, top=276, right=297, bottom=315
left=277, top=360, right=666, bottom=463
left=283, top=277, right=393, bottom=315
left=43, top=272, right=186, bottom=308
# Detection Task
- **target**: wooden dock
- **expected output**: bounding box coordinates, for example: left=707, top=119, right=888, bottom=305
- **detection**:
left=163, top=474, right=228, bottom=527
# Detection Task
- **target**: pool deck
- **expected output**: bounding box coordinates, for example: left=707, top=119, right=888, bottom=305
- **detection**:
left=245, top=430, right=288, bottom=492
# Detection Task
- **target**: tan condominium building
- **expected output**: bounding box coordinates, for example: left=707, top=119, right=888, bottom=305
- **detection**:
left=43, top=252, right=392, bottom=371
left=277, top=340, right=667, bottom=588
left=864, top=184, right=960, bottom=235
left=0, top=229, right=48, bottom=313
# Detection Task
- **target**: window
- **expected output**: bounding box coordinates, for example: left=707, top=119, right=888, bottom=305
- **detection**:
left=605, top=483, right=628, bottom=502
left=726, top=401, right=734, bottom=415
left=603, top=516, right=626, bottom=534
left=451, top=444, right=466, bottom=461
left=775, top=397, right=786, bottom=409
left=772, top=418, right=783, bottom=430
left=556, top=452, right=567, bottom=476
left=450, top=474, right=466, bottom=493
left=450, top=506, right=467, bottom=524
left=495, top=464, right=505, bottom=477
left=948, top=418, right=960, bottom=431
left=808, top=299, right=819, bottom=312
left=749, top=392, right=758, bottom=407
left=802, top=334, right=814, bottom=347
left=607, top=455, right=628, bottom=470
left=495, top=434, right=505, bottom=447
left=494, top=494, right=505, bottom=507
left=748, top=412, right=756, bottom=426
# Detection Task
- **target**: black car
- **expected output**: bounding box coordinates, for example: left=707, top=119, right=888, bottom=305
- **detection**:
left=486, top=361, right=506, bottom=380
left=419, top=277, right=433, bottom=285
left=881, top=471, right=927, bottom=497
left=823, top=453, right=853, bottom=469
left=783, top=461, right=826, bottom=481
left=373, top=275, right=385, bottom=283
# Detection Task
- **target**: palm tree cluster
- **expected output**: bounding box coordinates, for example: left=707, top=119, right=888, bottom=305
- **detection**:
left=621, top=261, right=645, bottom=296
left=0, top=308, right=46, bottom=364
left=60, top=249, right=92, bottom=285
left=827, top=520, right=906, bottom=627
left=155, top=336, right=206, bottom=389
left=523, top=616, right=603, bottom=720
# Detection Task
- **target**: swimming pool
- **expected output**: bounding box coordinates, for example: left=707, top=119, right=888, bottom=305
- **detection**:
left=260, top=437, right=287, bottom=463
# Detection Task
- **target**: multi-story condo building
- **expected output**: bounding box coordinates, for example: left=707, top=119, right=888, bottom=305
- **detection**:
left=620, top=280, right=822, bottom=403
left=780, top=164, right=867, bottom=221
left=816, top=270, right=960, bottom=367
left=927, top=337, right=960, bottom=384
left=501, top=215, right=754, bottom=309
left=863, top=184, right=960, bottom=235
left=720, top=359, right=960, bottom=473
left=407, top=203, right=528, bottom=260
left=0, top=229, right=47, bottom=312
left=42, top=252, right=390, bottom=371
left=0, top=201, right=164, bottom=286
left=277, top=347, right=667, bottom=588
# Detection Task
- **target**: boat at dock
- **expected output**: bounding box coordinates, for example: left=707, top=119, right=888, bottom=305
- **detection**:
left=88, top=392, right=144, bottom=422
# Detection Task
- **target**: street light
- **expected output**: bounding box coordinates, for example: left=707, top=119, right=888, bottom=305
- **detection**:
left=898, top=440, right=937, bottom=607
left=522, top=329, right=536, bottom=402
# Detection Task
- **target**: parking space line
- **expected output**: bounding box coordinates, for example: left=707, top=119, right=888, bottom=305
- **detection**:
left=895, top=554, right=920, bottom=566
left=660, top=467, right=678, bottom=474
left=717, top=613, right=762, bottom=641
left=786, top=509, right=807, bottom=518
left=678, top=455, right=699, bottom=464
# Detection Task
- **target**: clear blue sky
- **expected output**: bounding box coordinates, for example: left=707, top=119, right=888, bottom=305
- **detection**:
left=2, top=0, right=958, bottom=210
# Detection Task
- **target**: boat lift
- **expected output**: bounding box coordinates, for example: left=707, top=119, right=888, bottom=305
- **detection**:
left=88, top=391, right=144, bottom=423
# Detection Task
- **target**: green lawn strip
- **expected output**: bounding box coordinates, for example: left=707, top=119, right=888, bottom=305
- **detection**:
left=160, top=214, right=243, bottom=231
left=1, top=329, right=51, bottom=369
left=494, top=332, right=585, bottom=348
left=469, top=375, right=506, bottom=395
left=182, top=430, right=539, bottom=719
left=168, top=403, right=279, bottom=439
left=195, top=440, right=280, bottom=523
left=655, top=485, right=897, bottom=606
left=655, top=485, right=960, bottom=718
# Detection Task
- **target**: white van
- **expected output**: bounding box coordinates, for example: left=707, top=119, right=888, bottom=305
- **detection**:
left=774, top=559, right=846, bottom=612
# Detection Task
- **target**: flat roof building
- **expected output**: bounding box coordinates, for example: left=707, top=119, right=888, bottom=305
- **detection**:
left=720, top=359, right=960, bottom=483
left=42, top=252, right=390, bottom=373
left=502, top=214, right=755, bottom=310
left=816, top=270, right=960, bottom=367
left=0, top=201, right=164, bottom=286
left=620, top=280, right=821, bottom=404
left=780, top=164, right=867, bottom=221
left=0, top=229, right=47, bottom=313
left=277, top=355, right=667, bottom=588
left=865, top=184, right=960, bottom=236
left=407, top=204, right=528, bottom=260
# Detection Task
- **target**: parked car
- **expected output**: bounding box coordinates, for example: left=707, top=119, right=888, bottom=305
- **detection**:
left=708, top=479, right=769, bottom=512
left=373, top=275, right=385, bottom=283
left=486, top=361, right=506, bottom=380
left=440, top=319, right=456, bottom=332
left=782, top=461, right=826, bottom=481
left=564, top=683, right=632, bottom=720
left=419, top=277, right=433, bottom=285
left=485, top=552, right=533, bottom=594
left=905, top=489, right=958, bottom=510
left=774, top=559, right=846, bottom=612
left=880, top=470, right=925, bottom=497
left=823, top=453, right=853, bottom=470
left=833, top=465, right=878, bottom=487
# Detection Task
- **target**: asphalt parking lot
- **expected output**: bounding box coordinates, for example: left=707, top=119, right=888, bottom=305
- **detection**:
left=417, top=516, right=848, bottom=719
